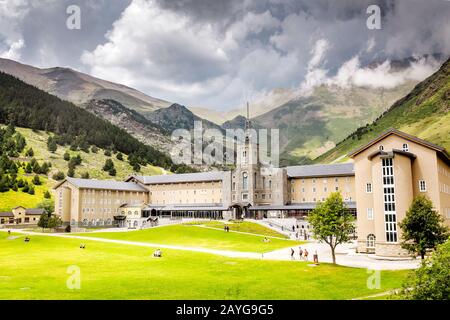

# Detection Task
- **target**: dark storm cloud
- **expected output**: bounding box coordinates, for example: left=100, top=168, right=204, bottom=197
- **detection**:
left=1, top=0, right=449, bottom=109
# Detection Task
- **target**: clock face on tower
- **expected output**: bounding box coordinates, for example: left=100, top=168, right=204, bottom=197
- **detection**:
left=243, top=173, right=248, bottom=178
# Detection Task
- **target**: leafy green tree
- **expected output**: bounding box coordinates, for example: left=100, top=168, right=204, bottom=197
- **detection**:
left=47, top=137, right=57, bottom=153
left=32, top=175, right=41, bottom=185
left=24, top=162, right=32, bottom=173
left=116, top=152, right=123, bottom=161
left=37, top=199, right=54, bottom=214
left=67, top=167, right=75, bottom=178
left=43, top=190, right=51, bottom=199
left=308, top=192, right=355, bottom=264
left=400, top=240, right=450, bottom=300
left=399, top=196, right=449, bottom=259
left=108, top=167, right=116, bottom=176
left=103, top=159, right=114, bottom=172
left=132, top=162, right=141, bottom=172
left=104, top=149, right=112, bottom=157
left=28, top=185, right=35, bottom=195
left=63, top=151, right=70, bottom=161
left=81, top=172, right=90, bottom=179
left=25, top=147, right=34, bottom=157
left=91, top=145, right=98, bottom=153
left=52, top=171, right=65, bottom=181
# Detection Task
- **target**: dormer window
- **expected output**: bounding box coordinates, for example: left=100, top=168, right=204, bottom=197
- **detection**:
left=402, top=143, right=409, bottom=152
left=379, top=145, right=384, bottom=151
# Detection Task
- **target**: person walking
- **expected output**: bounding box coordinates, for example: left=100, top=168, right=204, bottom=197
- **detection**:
left=304, top=249, right=309, bottom=261
left=290, top=248, right=295, bottom=260
left=299, top=247, right=303, bottom=260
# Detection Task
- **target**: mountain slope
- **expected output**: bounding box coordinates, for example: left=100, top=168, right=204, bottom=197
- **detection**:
left=0, top=58, right=171, bottom=115
left=83, top=99, right=174, bottom=154
left=147, top=103, right=224, bottom=132
left=0, top=71, right=186, bottom=171
left=253, top=82, right=417, bottom=165
left=316, top=58, right=450, bottom=164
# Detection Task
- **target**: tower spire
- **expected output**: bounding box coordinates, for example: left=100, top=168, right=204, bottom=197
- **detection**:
left=245, top=101, right=250, bottom=131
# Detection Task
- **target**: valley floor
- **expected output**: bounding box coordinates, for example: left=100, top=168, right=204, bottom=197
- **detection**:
left=0, top=223, right=410, bottom=300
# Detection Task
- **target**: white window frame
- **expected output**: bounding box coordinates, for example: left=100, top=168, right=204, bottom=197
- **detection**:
left=366, top=234, right=376, bottom=248
left=402, top=143, right=409, bottom=152
left=419, top=180, right=427, bottom=192
left=367, top=208, right=374, bottom=220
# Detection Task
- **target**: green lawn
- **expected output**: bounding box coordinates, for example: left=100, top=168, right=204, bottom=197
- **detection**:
left=0, top=232, right=408, bottom=300
left=184, top=220, right=288, bottom=238
left=80, top=224, right=298, bottom=253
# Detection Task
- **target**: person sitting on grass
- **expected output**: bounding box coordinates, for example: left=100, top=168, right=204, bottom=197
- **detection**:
left=263, top=237, right=271, bottom=243
left=24, top=237, right=30, bottom=242
left=80, top=244, right=86, bottom=249
left=153, top=249, right=162, bottom=257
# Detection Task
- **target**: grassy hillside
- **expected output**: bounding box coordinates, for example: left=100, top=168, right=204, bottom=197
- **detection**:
left=316, top=58, right=450, bottom=164
left=0, top=126, right=165, bottom=212
left=252, top=82, right=417, bottom=165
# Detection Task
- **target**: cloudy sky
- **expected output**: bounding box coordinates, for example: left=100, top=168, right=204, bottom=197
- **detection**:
left=1, top=0, right=449, bottom=110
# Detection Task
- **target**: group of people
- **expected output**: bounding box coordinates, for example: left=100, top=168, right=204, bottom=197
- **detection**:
left=290, top=247, right=309, bottom=261
left=263, top=237, right=271, bottom=243
left=223, top=225, right=230, bottom=232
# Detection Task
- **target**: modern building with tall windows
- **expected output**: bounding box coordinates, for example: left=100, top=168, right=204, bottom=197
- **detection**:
left=350, top=129, right=450, bottom=256
left=54, top=128, right=450, bottom=257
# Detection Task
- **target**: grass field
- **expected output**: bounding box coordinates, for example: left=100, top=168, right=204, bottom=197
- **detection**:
left=80, top=224, right=297, bottom=253
left=0, top=232, right=408, bottom=300
left=184, top=220, right=288, bottom=238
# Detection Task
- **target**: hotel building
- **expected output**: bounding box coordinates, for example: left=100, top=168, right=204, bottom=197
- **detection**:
left=54, top=128, right=450, bottom=256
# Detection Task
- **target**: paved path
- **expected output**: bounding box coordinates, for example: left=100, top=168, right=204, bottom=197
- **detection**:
left=191, top=225, right=294, bottom=241
left=0, top=229, right=420, bottom=269
left=264, top=242, right=420, bottom=270
left=0, top=229, right=263, bottom=259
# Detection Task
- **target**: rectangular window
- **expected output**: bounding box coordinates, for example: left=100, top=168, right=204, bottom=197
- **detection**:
left=419, top=180, right=427, bottom=192
left=367, top=208, right=374, bottom=220
left=382, top=158, right=397, bottom=243
left=366, top=183, right=372, bottom=193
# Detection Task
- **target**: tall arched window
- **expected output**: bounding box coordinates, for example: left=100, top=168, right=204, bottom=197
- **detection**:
left=366, top=234, right=376, bottom=248
left=242, top=172, right=248, bottom=190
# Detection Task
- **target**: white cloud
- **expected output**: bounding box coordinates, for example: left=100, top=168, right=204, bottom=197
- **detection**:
left=0, top=0, right=29, bottom=60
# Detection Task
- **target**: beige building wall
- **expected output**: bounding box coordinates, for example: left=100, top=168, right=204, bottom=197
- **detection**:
left=288, top=176, right=355, bottom=203
left=437, top=157, right=450, bottom=226
left=148, top=181, right=223, bottom=205
left=54, top=182, right=148, bottom=226
left=353, top=133, right=450, bottom=256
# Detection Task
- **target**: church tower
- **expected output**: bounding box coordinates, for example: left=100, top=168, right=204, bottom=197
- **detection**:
left=231, top=102, right=262, bottom=217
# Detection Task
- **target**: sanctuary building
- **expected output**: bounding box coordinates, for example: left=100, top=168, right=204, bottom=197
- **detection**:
left=54, top=128, right=450, bottom=257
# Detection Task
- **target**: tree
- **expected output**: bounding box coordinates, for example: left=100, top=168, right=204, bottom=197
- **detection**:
left=399, top=196, right=449, bottom=259
left=91, top=145, right=98, bottom=153
left=52, top=171, right=65, bottom=181
left=81, top=171, right=90, bottom=179
left=103, top=159, right=114, bottom=172
left=37, top=213, right=49, bottom=231
left=400, top=240, right=450, bottom=300
left=104, top=149, right=112, bottom=157
left=25, top=147, right=34, bottom=157
left=24, top=162, right=32, bottom=173
left=28, top=185, right=35, bottom=195
left=67, top=167, right=75, bottom=177
left=37, top=198, right=54, bottom=214
left=32, top=175, right=41, bottom=185
left=63, top=151, right=70, bottom=161
left=47, top=137, right=57, bottom=153
left=116, top=152, right=123, bottom=161
left=43, top=190, right=51, bottom=199
left=308, top=192, right=355, bottom=264
left=108, top=167, right=116, bottom=176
